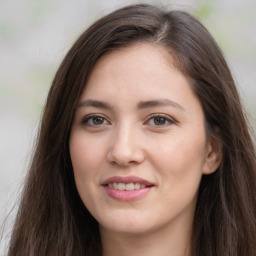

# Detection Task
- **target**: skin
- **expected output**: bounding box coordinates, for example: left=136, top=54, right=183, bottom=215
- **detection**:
left=69, top=43, right=222, bottom=256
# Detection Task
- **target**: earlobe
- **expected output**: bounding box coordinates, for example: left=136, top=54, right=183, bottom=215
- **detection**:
left=203, top=135, right=223, bottom=175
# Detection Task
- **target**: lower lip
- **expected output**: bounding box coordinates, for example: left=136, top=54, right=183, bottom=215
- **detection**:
left=103, top=186, right=152, bottom=201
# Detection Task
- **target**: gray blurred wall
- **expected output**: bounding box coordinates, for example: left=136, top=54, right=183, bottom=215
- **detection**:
left=0, top=0, right=255, bottom=253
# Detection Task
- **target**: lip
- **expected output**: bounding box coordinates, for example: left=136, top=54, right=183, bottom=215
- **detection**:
left=101, top=176, right=154, bottom=186
left=101, top=176, right=154, bottom=201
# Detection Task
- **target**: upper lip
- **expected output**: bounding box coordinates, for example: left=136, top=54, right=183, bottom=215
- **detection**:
left=102, top=176, right=154, bottom=186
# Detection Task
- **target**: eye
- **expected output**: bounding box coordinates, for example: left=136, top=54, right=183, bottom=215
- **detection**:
left=146, top=114, right=175, bottom=127
left=81, top=115, right=110, bottom=127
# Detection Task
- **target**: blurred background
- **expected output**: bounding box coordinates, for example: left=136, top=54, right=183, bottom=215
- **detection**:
left=0, top=0, right=255, bottom=253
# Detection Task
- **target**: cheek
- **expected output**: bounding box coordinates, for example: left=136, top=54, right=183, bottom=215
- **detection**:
left=153, top=132, right=207, bottom=187
left=69, top=135, right=99, bottom=203
left=175, top=138, right=206, bottom=170
left=69, top=133, right=101, bottom=207
left=69, top=131, right=110, bottom=207
left=70, top=132, right=105, bottom=176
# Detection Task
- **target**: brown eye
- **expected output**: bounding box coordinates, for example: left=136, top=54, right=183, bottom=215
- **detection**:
left=153, top=116, right=167, bottom=125
left=92, top=116, right=104, bottom=125
left=145, top=114, right=175, bottom=127
left=81, top=115, right=109, bottom=127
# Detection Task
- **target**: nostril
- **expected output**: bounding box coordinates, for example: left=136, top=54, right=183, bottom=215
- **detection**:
left=107, top=148, right=145, bottom=167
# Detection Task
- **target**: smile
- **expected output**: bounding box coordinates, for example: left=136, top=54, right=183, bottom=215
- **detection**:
left=102, top=176, right=154, bottom=201
left=108, top=182, right=147, bottom=190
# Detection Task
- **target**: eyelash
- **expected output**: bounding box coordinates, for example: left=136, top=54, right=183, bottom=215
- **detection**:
left=145, top=114, right=175, bottom=127
left=81, top=114, right=110, bottom=127
left=81, top=114, right=175, bottom=128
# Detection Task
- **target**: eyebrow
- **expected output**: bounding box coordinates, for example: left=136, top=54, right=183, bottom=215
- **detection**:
left=77, top=99, right=113, bottom=110
left=137, top=99, right=185, bottom=111
left=77, top=98, right=185, bottom=111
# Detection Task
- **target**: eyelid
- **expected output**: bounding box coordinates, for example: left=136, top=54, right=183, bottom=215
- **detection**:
left=144, top=113, right=176, bottom=126
left=80, top=113, right=176, bottom=127
left=81, top=114, right=110, bottom=126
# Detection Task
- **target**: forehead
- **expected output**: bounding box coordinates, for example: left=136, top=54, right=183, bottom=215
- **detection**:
left=84, top=43, right=187, bottom=93
left=79, top=43, right=201, bottom=113
left=77, top=43, right=204, bottom=125
left=91, top=43, right=176, bottom=77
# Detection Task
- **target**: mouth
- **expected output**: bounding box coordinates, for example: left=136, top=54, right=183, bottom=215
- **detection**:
left=101, top=176, right=154, bottom=201
left=105, top=182, right=152, bottom=191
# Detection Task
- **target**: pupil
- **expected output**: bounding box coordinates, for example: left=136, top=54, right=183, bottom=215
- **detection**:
left=93, top=117, right=103, bottom=125
left=154, top=117, right=165, bottom=125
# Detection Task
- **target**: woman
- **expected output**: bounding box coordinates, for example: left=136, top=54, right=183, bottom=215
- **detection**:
left=8, top=4, right=256, bottom=256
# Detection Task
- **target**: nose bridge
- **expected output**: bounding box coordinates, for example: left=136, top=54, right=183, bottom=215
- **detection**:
left=107, top=120, right=144, bottom=166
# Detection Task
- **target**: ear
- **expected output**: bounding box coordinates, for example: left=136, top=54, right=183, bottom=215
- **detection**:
left=202, top=135, right=223, bottom=175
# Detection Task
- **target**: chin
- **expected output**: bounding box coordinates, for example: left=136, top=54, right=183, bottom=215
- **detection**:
left=102, top=222, right=152, bottom=235
left=98, top=211, right=157, bottom=235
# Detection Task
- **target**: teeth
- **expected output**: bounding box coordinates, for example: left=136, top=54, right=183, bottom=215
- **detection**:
left=113, top=182, right=118, bottom=189
left=117, top=183, right=126, bottom=190
left=126, top=183, right=134, bottom=190
left=134, top=183, right=140, bottom=189
left=108, top=182, right=148, bottom=190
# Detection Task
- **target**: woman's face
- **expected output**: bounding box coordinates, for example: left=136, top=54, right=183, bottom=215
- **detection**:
left=70, top=43, right=213, bottom=236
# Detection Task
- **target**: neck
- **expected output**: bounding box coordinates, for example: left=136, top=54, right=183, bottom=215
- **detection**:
left=100, top=220, right=192, bottom=256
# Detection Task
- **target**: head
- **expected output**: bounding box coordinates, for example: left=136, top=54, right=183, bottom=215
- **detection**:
left=9, top=4, right=256, bottom=256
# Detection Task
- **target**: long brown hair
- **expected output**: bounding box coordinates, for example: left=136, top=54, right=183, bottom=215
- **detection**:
left=8, top=4, right=256, bottom=256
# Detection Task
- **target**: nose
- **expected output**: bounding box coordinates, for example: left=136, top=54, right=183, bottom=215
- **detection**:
left=107, top=123, right=145, bottom=167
